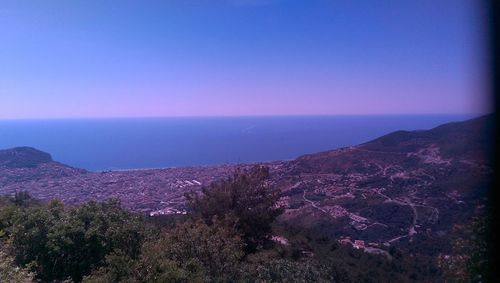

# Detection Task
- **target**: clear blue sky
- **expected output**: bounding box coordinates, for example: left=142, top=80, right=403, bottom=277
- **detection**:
left=0, top=0, right=490, bottom=118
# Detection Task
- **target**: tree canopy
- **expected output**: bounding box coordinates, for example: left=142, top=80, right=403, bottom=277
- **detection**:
left=0, top=166, right=452, bottom=282
left=186, top=165, right=283, bottom=252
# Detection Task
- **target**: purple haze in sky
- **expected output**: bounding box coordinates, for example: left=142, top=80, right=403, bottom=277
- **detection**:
left=0, top=0, right=490, bottom=119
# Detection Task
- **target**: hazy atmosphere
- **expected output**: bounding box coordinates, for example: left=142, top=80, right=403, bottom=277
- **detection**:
left=0, top=0, right=490, bottom=119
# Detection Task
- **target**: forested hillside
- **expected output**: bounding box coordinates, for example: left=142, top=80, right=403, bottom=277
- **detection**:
left=0, top=166, right=487, bottom=282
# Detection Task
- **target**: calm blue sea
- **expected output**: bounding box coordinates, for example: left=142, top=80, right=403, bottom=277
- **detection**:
left=0, top=115, right=476, bottom=171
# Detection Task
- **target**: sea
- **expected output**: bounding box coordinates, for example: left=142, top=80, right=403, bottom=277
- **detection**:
left=0, top=114, right=477, bottom=171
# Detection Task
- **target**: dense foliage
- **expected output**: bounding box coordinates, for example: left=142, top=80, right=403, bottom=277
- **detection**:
left=438, top=210, right=489, bottom=282
left=0, top=196, right=146, bottom=282
left=186, top=165, right=282, bottom=252
left=0, top=165, right=483, bottom=282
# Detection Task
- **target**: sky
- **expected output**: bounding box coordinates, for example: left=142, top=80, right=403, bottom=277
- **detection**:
left=0, top=0, right=491, bottom=119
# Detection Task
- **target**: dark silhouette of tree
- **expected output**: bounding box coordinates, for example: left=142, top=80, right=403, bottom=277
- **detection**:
left=13, top=191, right=34, bottom=207
left=186, top=165, right=283, bottom=252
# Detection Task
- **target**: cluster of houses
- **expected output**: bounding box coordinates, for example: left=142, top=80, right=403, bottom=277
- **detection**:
left=338, top=237, right=366, bottom=249
left=338, top=236, right=392, bottom=259
left=149, top=207, right=187, bottom=216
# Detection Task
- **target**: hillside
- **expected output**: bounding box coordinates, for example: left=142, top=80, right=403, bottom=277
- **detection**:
left=0, top=115, right=492, bottom=255
left=273, top=115, right=492, bottom=254
left=0, top=147, right=53, bottom=168
left=0, top=147, right=87, bottom=189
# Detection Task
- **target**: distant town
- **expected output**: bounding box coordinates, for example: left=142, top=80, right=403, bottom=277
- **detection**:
left=0, top=116, right=492, bottom=256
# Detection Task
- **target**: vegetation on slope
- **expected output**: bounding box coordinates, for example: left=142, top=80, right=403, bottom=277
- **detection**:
left=0, top=165, right=487, bottom=282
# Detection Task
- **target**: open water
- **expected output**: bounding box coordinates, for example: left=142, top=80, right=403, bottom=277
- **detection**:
left=0, top=114, right=476, bottom=171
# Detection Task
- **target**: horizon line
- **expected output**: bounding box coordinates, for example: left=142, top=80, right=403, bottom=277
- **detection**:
left=0, top=112, right=488, bottom=122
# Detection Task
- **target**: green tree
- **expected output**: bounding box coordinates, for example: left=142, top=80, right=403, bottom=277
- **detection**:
left=241, top=258, right=336, bottom=283
left=7, top=198, right=146, bottom=282
left=82, top=251, right=140, bottom=283
left=186, top=165, right=283, bottom=252
left=9, top=199, right=65, bottom=279
left=44, top=199, right=146, bottom=282
left=139, top=218, right=244, bottom=282
left=13, top=191, right=35, bottom=207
